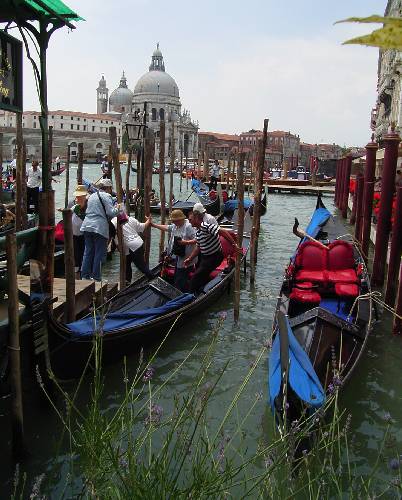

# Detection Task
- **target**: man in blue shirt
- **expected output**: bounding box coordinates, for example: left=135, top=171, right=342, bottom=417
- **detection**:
left=80, top=179, right=119, bottom=281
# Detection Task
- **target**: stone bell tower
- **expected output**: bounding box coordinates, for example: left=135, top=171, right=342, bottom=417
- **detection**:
left=97, top=75, right=108, bottom=114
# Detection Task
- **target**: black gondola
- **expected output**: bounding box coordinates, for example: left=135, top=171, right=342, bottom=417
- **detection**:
left=268, top=196, right=373, bottom=424
left=46, top=218, right=251, bottom=379
left=149, top=194, right=220, bottom=216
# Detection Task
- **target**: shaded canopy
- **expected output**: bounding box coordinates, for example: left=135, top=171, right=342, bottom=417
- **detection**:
left=0, top=0, right=82, bottom=27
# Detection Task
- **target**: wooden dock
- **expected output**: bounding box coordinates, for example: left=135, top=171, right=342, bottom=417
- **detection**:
left=17, top=276, right=118, bottom=319
left=266, top=184, right=335, bottom=196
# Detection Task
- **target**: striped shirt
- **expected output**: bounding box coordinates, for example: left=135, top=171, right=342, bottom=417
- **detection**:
left=196, top=222, right=222, bottom=256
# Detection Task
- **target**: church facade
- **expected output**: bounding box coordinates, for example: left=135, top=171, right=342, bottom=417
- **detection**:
left=98, top=45, right=199, bottom=160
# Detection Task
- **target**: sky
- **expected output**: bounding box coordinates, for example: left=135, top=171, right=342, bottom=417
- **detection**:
left=7, top=0, right=387, bottom=146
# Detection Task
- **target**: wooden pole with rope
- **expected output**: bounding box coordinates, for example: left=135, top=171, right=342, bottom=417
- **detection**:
left=250, top=119, right=268, bottom=284
left=64, top=145, right=71, bottom=209
left=159, top=121, right=167, bottom=259
left=144, top=129, right=154, bottom=265
left=110, top=127, right=125, bottom=289
left=234, top=152, right=246, bottom=322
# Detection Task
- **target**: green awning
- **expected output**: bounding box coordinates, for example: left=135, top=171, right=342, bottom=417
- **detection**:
left=0, top=0, right=83, bottom=25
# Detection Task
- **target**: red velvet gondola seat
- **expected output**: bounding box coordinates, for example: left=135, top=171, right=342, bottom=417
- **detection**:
left=334, top=283, right=359, bottom=298
left=326, top=240, right=358, bottom=284
left=294, top=241, right=327, bottom=283
left=290, top=282, right=321, bottom=303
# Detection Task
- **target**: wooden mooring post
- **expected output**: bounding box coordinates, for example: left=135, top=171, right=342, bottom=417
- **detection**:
left=234, top=152, right=245, bottom=322
left=125, top=148, right=132, bottom=216
left=250, top=119, right=268, bottom=284
left=361, top=137, right=378, bottom=259
left=64, top=144, right=71, bottom=209
left=169, top=121, right=175, bottom=215
left=144, top=129, right=155, bottom=265
left=159, top=121, right=167, bottom=259
left=185, top=155, right=189, bottom=190
left=341, top=156, right=352, bottom=219
left=62, top=208, right=76, bottom=322
left=110, top=127, right=126, bottom=289
left=77, top=143, right=84, bottom=185
left=385, top=185, right=402, bottom=306
left=15, top=112, right=25, bottom=231
left=354, top=172, right=364, bottom=242
left=6, top=232, right=26, bottom=458
left=0, top=132, right=3, bottom=203
left=372, top=128, right=400, bottom=286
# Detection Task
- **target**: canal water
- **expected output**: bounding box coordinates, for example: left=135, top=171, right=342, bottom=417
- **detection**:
left=1, top=164, right=402, bottom=495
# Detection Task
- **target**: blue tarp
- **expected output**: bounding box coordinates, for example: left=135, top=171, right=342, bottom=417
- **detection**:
left=304, top=207, right=331, bottom=238
left=268, top=315, right=325, bottom=411
left=67, top=293, right=194, bottom=337
left=191, top=179, right=209, bottom=195
left=224, top=199, right=253, bottom=212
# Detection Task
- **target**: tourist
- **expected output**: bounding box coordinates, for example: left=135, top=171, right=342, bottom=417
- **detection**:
left=101, top=155, right=112, bottom=179
left=151, top=209, right=196, bottom=291
left=210, top=160, right=220, bottom=190
left=55, top=156, right=61, bottom=170
left=192, top=202, right=217, bottom=225
left=71, top=185, right=88, bottom=275
left=184, top=212, right=240, bottom=293
left=26, top=160, right=42, bottom=213
left=9, top=157, right=16, bottom=177
left=112, top=212, right=153, bottom=284
left=80, top=178, right=119, bottom=281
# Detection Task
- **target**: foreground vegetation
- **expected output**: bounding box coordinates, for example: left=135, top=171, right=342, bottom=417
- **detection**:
left=10, top=316, right=402, bottom=499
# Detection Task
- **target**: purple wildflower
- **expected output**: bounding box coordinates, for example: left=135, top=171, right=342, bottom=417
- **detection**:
left=143, top=366, right=155, bottom=383
left=389, top=458, right=400, bottom=471
left=328, top=383, right=335, bottom=394
left=333, top=374, right=343, bottom=387
left=145, top=404, right=163, bottom=426
left=218, top=311, right=227, bottom=321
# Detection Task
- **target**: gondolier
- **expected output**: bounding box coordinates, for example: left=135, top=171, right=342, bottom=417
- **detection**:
left=210, top=160, right=220, bottom=190
left=192, top=202, right=217, bottom=224
left=184, top=211, right=240, bottom=293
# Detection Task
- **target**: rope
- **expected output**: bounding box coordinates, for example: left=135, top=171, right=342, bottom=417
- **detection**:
left=347, top=290, right=402, bottom=322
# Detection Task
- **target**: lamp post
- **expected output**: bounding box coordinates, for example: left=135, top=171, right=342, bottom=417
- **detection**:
left=125, top=107, right=147, bottom=219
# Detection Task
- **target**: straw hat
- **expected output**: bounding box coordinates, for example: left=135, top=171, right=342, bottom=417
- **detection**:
left=73, top=185, right=88, bottom=197
left=193, top=202, right=206, bottom=214
left=170, top=209, right=186, bottom=222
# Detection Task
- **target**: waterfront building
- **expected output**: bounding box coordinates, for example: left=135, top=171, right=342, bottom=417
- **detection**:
left=198, top=132, right=240, bottom=163
left=130, top=45, right=199, bottom=160
left=371, top=0, right=402, bottom=142
left=0, top=109, right=123, bottom=162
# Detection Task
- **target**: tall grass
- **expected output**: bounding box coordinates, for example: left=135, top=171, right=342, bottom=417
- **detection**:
left=11, top=316, right=402, bottom=499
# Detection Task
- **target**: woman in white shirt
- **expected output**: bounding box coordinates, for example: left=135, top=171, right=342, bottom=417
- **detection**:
left=71, top=185, right=88, bottom=274
left=112, top=213, right=153, bottom=283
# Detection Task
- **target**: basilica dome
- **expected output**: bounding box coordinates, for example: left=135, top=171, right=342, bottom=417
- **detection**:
left=109, top=72, right=133, bottom=111
left=133, top=45, right=180, bottom=98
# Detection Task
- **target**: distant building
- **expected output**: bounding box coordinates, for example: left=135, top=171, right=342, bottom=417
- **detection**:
left=100, top=45, right=199, bottom=159
left=371, top=0, right=402, bottom=142
left=0, top=109, right=123, bottom=162
left=198, top=132, right=239, bottom=162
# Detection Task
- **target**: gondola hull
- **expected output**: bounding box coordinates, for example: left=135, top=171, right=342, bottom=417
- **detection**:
left=268, top=197, right=372, bottom=423
left=148, top=195, right=220, bottom=216
left=48, top=235, right=249, bottom=380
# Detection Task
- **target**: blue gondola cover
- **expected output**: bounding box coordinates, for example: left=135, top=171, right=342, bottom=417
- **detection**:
left=67, top=293, right=194, bottom=337
left=269, top=316, right=325, bottom=410
left=224, top=199, right=253, bottom=212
